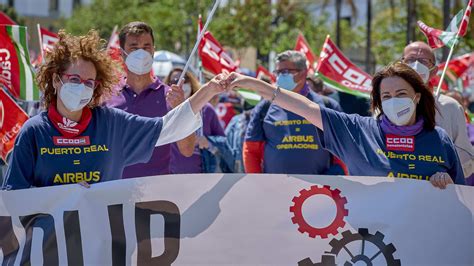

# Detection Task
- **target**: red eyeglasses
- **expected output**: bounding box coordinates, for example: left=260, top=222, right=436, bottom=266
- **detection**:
left=62, top=73, right=99, bottom=89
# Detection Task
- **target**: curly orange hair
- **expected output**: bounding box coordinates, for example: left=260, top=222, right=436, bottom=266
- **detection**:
left=36, top=29, right=119, bottom=109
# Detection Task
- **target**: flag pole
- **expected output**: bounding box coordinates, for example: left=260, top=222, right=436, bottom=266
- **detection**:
left=435, top=37, right=458, bottom=97
left=178, top=0, right=221, bottom=87
left=197, top=14, right=204, bottom=84
left=37, top=24, right=44, bottom=64
left=107, top=25, right=118, bottom=50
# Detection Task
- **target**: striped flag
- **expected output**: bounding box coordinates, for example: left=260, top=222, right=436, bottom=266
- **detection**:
left=0, top=25, right=39, bottom=101
left=417, top=0, right=473, bottom=49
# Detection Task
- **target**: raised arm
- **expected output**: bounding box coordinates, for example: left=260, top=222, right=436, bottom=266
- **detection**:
left=155, top=74, right=227, bottom=146
left=227, top=73, right=325, bottom=130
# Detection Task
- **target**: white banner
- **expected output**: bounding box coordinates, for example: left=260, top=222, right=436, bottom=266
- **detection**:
left=0, top=174, right=472, bottom=265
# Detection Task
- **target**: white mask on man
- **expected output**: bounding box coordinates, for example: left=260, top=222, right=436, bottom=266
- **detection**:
left=124, top=49, right=153, bottom=75
left=408, top=60, right=430, bottom=83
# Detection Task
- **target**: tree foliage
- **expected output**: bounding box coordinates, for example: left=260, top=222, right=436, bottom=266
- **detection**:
left=64, top=0, right=474, bottom=70
left=0, top=4, right=26, bottom=25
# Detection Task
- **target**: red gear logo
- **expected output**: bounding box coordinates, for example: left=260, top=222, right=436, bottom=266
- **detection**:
left=290, top=185, right=348, bottom=239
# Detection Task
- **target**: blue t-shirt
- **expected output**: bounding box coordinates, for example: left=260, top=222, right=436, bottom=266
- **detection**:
left=318, top=107, right=465, bottom=184
left=321, top=95, right=343, bottom=113
left=245, top=89, right=332, bottom=174
left=3, top=107, right=163, bottom=190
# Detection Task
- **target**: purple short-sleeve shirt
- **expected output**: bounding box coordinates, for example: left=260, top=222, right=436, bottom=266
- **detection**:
left=106, top=77, right=171, bottom=178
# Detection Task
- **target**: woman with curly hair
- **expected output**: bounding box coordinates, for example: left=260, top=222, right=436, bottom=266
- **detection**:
left=3, top=30, right=227, bottom=190
left=224, top=62, right=465, bottom=189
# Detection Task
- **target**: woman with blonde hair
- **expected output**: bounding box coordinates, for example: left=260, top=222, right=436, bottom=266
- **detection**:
left=3, top=30, right=226, bottom=190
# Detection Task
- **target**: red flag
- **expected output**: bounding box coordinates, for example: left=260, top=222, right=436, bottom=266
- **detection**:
left=458, top=0, right=473, bottom=37
left=295, top=33, right=317, bottom=72
left=0, top=25, right=39, bottom=101
left=106, top=25, right=124, bottom=66
left=0, top=86, right=29, bottom=162
left=0, top=11, right=16, bottom=25
left=417, top=0, right=473, bottom=49
left=416, top=21, right=448, bottom=49
left=38, top=26, right=59, bottom=55
left=428, top=75, right=449, bottom=91
left=198, top=31, right=238, bottom=75
left=431, top=52, right=473, bottom=91
left=464, top=53, right=474, bottom=88
left=315, top=36, right=372, bottom=98
left=438, top=53, right=472, bottom=78
left=107, top=26, right=120, bottom=50
left=256, top=65, right=276, bottom=83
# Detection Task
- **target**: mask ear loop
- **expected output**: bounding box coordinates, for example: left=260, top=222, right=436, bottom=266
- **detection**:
left=120, top=48, right=129, bottom=56
left=412, top=94, right=420, bottom=105
left=54, top=74, right=64, bottom=95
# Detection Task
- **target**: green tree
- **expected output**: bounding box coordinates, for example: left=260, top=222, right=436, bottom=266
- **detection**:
left=370, top=0, right=444, bottom=66
left=65, top=0, right=213, bottom=55
left=211, top=0, right=330, bottom=66
left=0, top=4, right=26, bottom=25
left=65, top=0, right=332, bottom=68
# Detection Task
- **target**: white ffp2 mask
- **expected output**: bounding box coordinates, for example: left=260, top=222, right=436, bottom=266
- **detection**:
left=59, top=82, right=94, bottom=112
left=124, top=49, right=153, bottom=75
left=408, top=60, right=430, bottom=83
left=382, top=97, right=416, bottom=126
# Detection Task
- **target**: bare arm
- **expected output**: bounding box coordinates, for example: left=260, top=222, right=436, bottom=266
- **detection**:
left=187, top=74, right=226, bottom=114
left=156, top=74, right=226, bottom=147
left=166, top=83, right=196, bottom=157
left=176, top=134, right=196, bottom=157
left=228, top=73, right=325, bottom=130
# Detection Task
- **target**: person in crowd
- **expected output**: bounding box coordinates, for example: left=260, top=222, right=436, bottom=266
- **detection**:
left=226, top=62, right=465, bottom=189
left=402, top=41, right=474, bottom=179
left=444, top=90, right=474, bottom=185
left=306, top=75, right=344, bottom=112
left=2, top=30, right=226, bottom=190
left=164, top=68, right=226, bottom=173
left=243, top=50, right=345, bottom=175
left=222, top=91, right=259, bottom=173
left=106, top=21, right=196, bottom=178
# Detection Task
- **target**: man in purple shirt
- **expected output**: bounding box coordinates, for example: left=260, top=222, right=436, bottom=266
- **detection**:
left=106, top=21, right=195, bottom=178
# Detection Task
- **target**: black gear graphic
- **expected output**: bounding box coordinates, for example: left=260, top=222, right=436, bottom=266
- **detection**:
left=298, top=254, right=336, bottom=266
left=328, top=228, right=401, bottom=266
left=297, top=228, right=401, bottom=266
